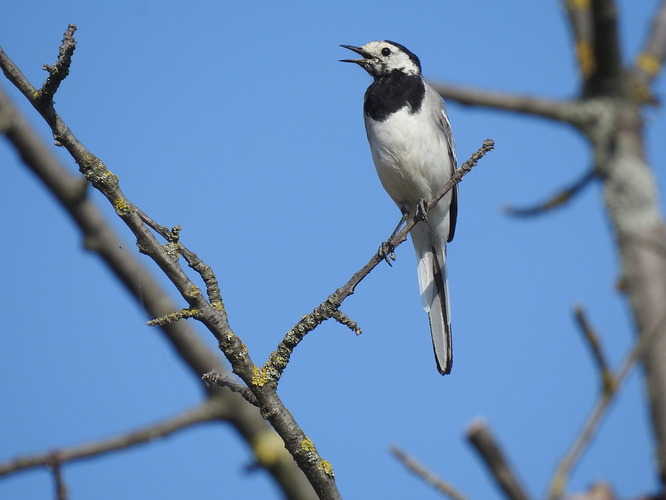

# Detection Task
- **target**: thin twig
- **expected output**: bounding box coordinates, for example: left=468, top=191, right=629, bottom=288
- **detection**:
left=38, top=24, right=77, bottom=105
left=632, top=0, right=666, bottom=96
left=583, top=0, right=624, bottom=97
left=202, top=370, right=258, bottom=406
left=467, top=420, right=532, bottom=500
left=563, top=0, right=596, bottom=78
left=47, top=458, right=68, bottom=500
left=331, top=310, right=362, bottom=335
left=547, top=311, right=666, bottom=499
left=0, top=399, right=227, bottom=477
left=261, top=139, right=494, bottom=386
left=390, top=446, right=470, bottom=500
left=431, top=82, right=587, bottom=127
left=573, top=305, right=615, bottom=394
left=505, top=169, right=597, bottom=217
left=136, top=206, right=225, bottom=310
left=0, top=32, right=336, bottom=498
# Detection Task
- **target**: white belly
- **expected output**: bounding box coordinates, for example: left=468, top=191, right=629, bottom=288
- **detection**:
left=365, top=106, right=453, bottom=213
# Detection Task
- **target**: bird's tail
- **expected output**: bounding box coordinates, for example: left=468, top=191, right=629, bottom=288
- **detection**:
left=412, top=229, right=453, bottom=375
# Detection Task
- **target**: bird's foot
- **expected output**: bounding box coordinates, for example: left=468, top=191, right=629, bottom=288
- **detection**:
left=415, top=199, right=428, bottom=222
left=378, top=241, right=397, bottom=266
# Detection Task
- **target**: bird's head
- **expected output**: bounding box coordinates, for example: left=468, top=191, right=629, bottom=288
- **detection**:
left=340, top=40, right=422, bottom=78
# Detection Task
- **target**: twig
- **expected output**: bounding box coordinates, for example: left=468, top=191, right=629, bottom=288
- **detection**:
left=261, top=139, right=494, bottom=386
left=585, top=0, right=624, bottom=96
left=431, top=83, right=587, bottom=127
left=573, top=305, right=615, bottom=394
left=147, top=307, right=201, bottom=326
left=547, top=311, right=666, bottom=499
left=331, top=310, right=362, bottom=335
left=47, top=458, right=68, bottom=500
left=0, top=82, right=321, bottom=497
left=0, top=33, right=335, bottom=499
left=38, top=24, right=77, bottom=105
left=134, top=207, right=225, bottom=310
left=0, top=399, right=227, bottom=477
left=202, top=370, right=258, bottom=406
left=390, top=446, right=470, bottom=500
left=467, top=420, right=532, bottom=500
left=563, top=0, right=596, bottom=78
left=632, top=0, right=666, bottom=95
left=504, top=169, right=597, bottom=217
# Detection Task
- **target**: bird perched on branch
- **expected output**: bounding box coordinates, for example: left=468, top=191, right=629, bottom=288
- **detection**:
left=341, top=40, right=458, bottom=375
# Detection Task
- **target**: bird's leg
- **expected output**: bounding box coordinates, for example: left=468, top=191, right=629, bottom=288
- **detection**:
left=415, top=199, right=428, bottom=222
left=378, top=208, right=409, bottom=266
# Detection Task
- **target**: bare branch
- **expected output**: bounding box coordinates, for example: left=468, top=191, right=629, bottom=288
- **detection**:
left=431, top=82, right=586, bottom=127
left=0, top=44, right=319, bottom=498
left=147, top=307, right=201, bottom=326
left=573, top=305, right=615, bottom=394
left=390, top=446, right=470, bottom=500
left=633, top=0, right=666, bottom=90
left=563, top=0, right=596, bottom=79
left=548, top=312, right=666, bottom=499
left=331, top=310, right=362, bottom=335
left=47, top=459, right=68, bottom=500
left=467, top=420, right=532, bottom=500
left=505, top=169, right=597, bottom=217
left=134, top=207, right=225, bottom=310
left=203, top=370, right=258, bottom=406
left=585, top=0, right=625, bottom=96
left=261, top=139, right=494, bottom=386
left=568, top=482, right=617, bottom=500
left=38, top=24, right=77, bottom=105
left=0, top=399, right=226, bottom=477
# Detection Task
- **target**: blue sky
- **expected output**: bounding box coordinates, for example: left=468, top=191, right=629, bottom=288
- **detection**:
left=1, top=1, right=664, bottom=499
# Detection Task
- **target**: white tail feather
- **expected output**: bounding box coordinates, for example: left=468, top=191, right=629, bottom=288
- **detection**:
left=412, top=225, right=453, bottom=374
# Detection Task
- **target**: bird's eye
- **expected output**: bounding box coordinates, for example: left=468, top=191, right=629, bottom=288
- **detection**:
left=381, top=47, right=391, bottom=57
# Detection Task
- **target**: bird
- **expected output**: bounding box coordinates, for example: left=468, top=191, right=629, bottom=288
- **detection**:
left=341, top=40, right=458, bottom=375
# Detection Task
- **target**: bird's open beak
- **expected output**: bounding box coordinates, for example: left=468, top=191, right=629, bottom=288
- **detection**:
left=340, top=44, right=373, bottom=64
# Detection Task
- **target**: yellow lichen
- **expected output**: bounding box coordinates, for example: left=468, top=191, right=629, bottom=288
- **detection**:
left=211, top=301, right=225, bottom=311
left=184, top=286, right=201, bottom=299
left=300, top=437, right=316, bottom=453
left=637, top=52, right=661, bottom=77
left=567, top=0, right=590, bottom=9
left=252, top=366, right=269, bottom=387
left=576, top=41, right=595, bottom=77
left=113, top=198, right=131, bottom=216
left=317, top=459, right=335, bottom=478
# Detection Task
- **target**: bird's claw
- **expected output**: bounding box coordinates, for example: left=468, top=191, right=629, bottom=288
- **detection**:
left=379, top=241, right=397, bottom=266
left=416, top=199, right=428, bottom=222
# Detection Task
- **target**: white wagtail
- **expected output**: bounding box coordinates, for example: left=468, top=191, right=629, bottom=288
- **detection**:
left=341, top=40, right=458, bottom=375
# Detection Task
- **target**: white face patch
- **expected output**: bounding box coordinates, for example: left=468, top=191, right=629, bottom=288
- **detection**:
left=360, top=41, right=421, bottom=76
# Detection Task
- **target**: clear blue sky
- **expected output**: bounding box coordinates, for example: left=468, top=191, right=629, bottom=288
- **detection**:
left=1, top=1, right=664, bottom=499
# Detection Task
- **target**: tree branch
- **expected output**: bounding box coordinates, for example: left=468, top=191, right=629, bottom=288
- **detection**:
left=585, top=0, right=625, bottom=96
left=38, top=23, right=77, bottom=105
left=573, top=305, right=615, bottom=394
left=0, top=38, right=318, bottom=499
left=563, top=0, right=596, bottom=79
left=633, top=0, right=666, bottom=91
left=1, top=27, right=347, bottom=497
left=390, top=446, right=470, bottom=500
left=504, top=169, right=597, bottom=217
left=48, top=459, right=68, bottom=500
left=431, top=82, right=587, bottom=127
left=548, top=311, right=666, bottom=499
left=203, top=370, right=258, bottom=406
left=260, top=139, right=494, bottom=386
left=467, top=420, right=532, bottom=500
left=0, top=399, right=226, bottom=477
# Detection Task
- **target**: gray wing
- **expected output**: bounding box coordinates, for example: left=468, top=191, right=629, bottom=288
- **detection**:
left=426, top=83, right=458, bottom=242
